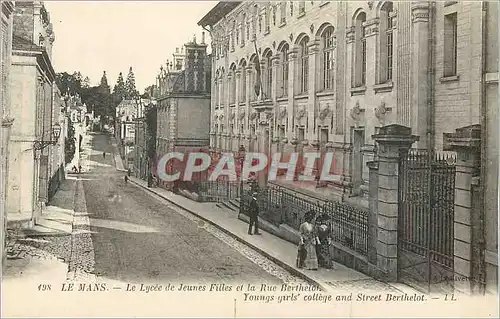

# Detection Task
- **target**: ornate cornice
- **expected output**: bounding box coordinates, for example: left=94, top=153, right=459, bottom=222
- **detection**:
left=2, top=116, right=15, bottom=128
left=363, top=18, right=380, bottom=37
left=307, top=40, right=321, bottom=54
left=346, top=26, right=355, bottom=44
left=296, top=107, right=306, bottom=120
left=350, top=101, right=365, bottom=122
left=412, top=4, right=429, bottom=23
left=318, top=103, right=330, bottom=120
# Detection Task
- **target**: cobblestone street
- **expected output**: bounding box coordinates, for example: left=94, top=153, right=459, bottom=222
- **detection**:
left=3, top=133, right=310, bottom=288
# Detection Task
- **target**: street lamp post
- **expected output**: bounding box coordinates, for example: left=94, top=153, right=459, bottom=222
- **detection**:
left=33, top=123, right=62, bottom=150
left=238, top=145, right=246, bottom=196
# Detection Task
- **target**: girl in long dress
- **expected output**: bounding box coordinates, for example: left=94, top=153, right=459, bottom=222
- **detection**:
left=296, top=210, right=319, bottom=270
left=315, top=213, right=333, bottom=269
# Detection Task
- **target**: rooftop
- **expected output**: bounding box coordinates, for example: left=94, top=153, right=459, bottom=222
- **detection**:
left=197, top=2, right=241, bottom=28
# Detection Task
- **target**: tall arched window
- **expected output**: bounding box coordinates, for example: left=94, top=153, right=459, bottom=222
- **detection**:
left=280, top=44, right=289, bottom=97
left=272, top=5, right=277, bottom=25
left=379, top=2, right=393, bottom=83
left=252, top=5, right=258, bottom=39
left=241, top=13, right=246, bottom=46
left=298, top=1, right=305, bottom=14
left=264, top=51, right=273, bottom=99
left=214, top=72, right=219, bottom=106
left=299, top=36, right=309, bottom=94
left=280, top=3, right=286, bottom=24
left=231, top=20, right=236, bottom=51
left=230, top=64, right=237, bottom=105
left=236, top=18, right=240, bottom=45
left=251, top=56, right=260, bottom=102
left=353, top=12, right=367, bottom=87
left=264, top=5, right=270, bottom=32
left=322, top=26, right=335, bottom=90
left=239, top=60, right=247, bottom=103
left=220, top=69, right=225, bottom=106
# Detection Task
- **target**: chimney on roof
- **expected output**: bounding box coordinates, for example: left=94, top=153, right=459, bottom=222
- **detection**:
left=176, top=47, right=179, bottom=53
left=202, top=31, right=205, bottom=44
left=193, top=34, right=196, bottom=44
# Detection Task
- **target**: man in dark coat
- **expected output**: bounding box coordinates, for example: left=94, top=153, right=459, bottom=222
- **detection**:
left=248, top=192, right=261, bottom=235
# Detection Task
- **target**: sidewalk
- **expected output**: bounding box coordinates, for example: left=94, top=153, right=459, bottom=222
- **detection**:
left=110, top=136, right=126, bottom=171
left=3, top=132, right=94, bottom=288
left=3, top=178, right=77, bottom=288
left=128, top=174, right=418, bottom=294
left=112, top=141, right=417, bottom=294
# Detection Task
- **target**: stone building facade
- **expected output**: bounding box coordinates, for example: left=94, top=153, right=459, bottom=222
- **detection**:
left=47, top=85, right=66, bottom=201
left=115, top=99, right=138, bottom=170
left=199, top=1, right=495, bottom=202
left=7, top=1, right=59, bottom=227
left=200, top=0, right=498, bottom=295
left=481, top=1, right=498, bottom=295
left=1, top=0, right=15, bottom=263
left=154, top=35, right=211, bottom=182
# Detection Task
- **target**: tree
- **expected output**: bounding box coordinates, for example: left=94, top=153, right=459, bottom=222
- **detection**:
left=65, top=120, right=76, bottom=164
left=125, top=67, right=139, bottom=99
left=113, top=72, right=126, bottom=103
left=56, top=72, right=82, bottom=96
left=82, top=76, right=91, bottom=88
left=56, top=70, right=115, bottom=127
left=100, top=71, right=109, bottom=87
left=99, top=71, right=110, bottom=94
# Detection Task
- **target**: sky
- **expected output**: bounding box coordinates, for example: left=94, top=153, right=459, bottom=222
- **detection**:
left=44, top=1, right=216, bottom=92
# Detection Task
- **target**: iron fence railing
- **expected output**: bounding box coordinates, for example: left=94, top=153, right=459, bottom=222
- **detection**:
left=239, top=185, right=369, bottom=255
left=181, top=180, right=241, bottom=202
left=323, top=201, right=369, bottom=255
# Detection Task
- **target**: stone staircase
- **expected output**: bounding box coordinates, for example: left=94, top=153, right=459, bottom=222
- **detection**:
left=216, top=198, right=241, bottom=213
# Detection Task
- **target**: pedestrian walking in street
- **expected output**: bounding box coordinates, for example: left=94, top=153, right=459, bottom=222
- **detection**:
left=296, top=210, right=318, bottom=270
left=72, top=165, right=78, bottom=173
left=124, top=175, right=129, bottom=183
left=78, top=165, right=82, bottom=173
left=127, top=168, right=131, bottom=177
left=315, top=213, right=333, bottom=269
left=247, top=192, right=261, bottom=235
left=103, top=152, right=106, bottom=159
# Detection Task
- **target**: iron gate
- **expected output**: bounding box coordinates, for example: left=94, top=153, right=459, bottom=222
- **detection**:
left=398, top=149, right=456, bottom=293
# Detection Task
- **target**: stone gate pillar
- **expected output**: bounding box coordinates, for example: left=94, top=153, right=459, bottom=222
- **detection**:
left=443, top=124, right=482, bottom=295
left=367, top=160, right=379, bottom=264
left=371, top=124, right=418, bottom=281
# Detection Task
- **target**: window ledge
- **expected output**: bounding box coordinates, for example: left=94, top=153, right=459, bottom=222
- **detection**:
left=294, top=94, right=308, bottom=100
left=444, top=1, right=458, bottom=7
left=319, top=1, right=330, bottom=7
left=240, top=42, right=245, bottom=48
left=238, top=102, right=246, bottom=106
left=279, top=21, right=286, bottom=28
left=440, top=75, right=460, bottom=83
left=316, top=90, right=335, bottom=97
left=350, top=86, right=366, bottom=95
left=485, top=72, right=499, bottom=84
left=297, top=11, right=305, bottom=18
left=374, top=81, right=393, bottom=93
left=277, top=97, right=288, bottom=102
left=229, top=103, right=236, bottom=107
left=264, top=29, right=270, bottom=36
